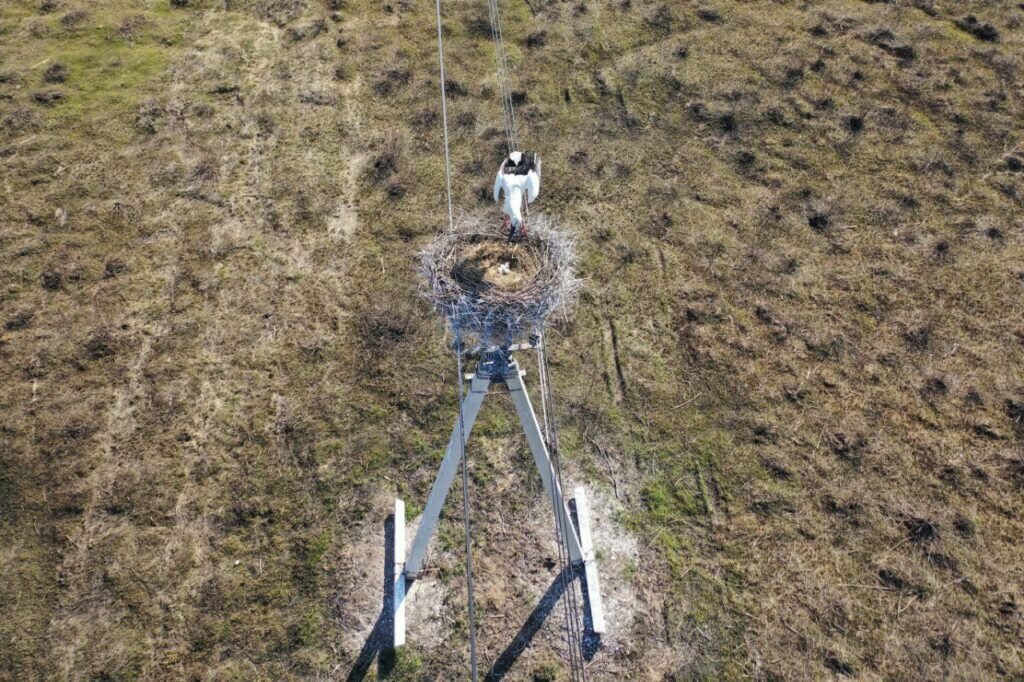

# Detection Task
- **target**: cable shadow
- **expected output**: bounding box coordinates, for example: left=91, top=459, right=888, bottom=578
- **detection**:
left=346, top=513, right=397, bottom=682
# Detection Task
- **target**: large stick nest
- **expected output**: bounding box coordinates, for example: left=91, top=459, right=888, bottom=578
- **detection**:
left=419, top=213, right=580, bottom=341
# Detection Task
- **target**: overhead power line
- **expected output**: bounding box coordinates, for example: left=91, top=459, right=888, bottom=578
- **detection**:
left=433, top=0, right=479, bottom=678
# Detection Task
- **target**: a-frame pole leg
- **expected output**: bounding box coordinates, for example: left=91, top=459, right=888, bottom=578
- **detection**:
left=504, top=365, right=584, bottom=563
left=404, top=372, right=490, bottom=579
left=505, top=363, right=607, bottom=634
left=393, top=498, right=406, bottom=647
left=573, top=487, right=606, bottom=634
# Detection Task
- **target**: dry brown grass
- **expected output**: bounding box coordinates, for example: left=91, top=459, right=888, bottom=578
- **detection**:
left=1, top=0, right=1023, bottom=679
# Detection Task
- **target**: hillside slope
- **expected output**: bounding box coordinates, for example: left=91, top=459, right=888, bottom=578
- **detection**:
left=1, top=0, right=1022, bottom=679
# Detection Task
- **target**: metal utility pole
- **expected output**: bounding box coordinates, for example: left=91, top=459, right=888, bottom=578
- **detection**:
left=391, top=343, right=606, bottom=648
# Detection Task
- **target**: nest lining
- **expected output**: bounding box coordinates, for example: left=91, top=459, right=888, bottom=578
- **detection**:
left=453, top=242, right=542, bottom=292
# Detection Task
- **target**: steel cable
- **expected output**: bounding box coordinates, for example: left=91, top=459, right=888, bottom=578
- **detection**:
left=480, top=0, right=589, bottom=673
left=538, top=342, right=588, bottom=681
left=435, top=0, right=589, bottom=674
left=454, top=338, right=479, bottom=681
left=434, top=0, right=478, bottom=676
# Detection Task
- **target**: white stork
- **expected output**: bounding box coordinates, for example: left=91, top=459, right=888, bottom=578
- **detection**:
left=493, top=151, right=541, bottom=236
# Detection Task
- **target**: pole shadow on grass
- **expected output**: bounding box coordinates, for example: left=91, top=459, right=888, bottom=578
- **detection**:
left=485, top=565, right=602, bottom=680
left=350, top=509, right=601, bottom=680
left=486, top=499, right=602, bottom=680
left=346, top=513, right=397, bottom=682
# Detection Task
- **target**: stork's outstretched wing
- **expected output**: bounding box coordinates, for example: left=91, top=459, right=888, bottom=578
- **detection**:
left=525, top=170, right=540, bottom=203
left=493, top=167, right=503, bottom=202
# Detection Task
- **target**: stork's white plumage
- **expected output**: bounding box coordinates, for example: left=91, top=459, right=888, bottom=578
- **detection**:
left=493, top=151, right=541, bottom=230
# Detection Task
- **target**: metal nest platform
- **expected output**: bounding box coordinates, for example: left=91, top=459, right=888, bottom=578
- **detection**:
left=419, top=213, right=580, bottom=344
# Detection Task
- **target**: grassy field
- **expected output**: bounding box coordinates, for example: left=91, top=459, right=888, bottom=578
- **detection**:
left=2, top=0, right=1023, bottom=679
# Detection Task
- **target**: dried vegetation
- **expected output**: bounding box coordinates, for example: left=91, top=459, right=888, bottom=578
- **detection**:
left=1, top=0, right=1023, bottom=679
